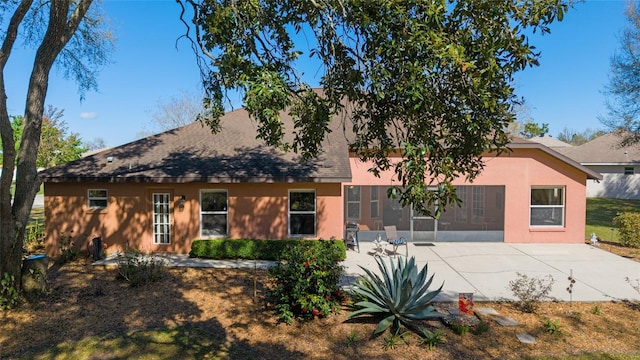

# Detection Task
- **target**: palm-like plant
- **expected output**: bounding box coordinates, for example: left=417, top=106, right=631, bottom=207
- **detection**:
left=348, top=256, right=444, bottom=334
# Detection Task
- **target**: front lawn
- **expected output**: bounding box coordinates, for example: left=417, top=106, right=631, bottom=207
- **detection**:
left=585, top=197, right=640, bottom=242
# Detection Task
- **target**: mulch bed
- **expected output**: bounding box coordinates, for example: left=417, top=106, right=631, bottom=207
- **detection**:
left=2, top=256, right=640, bottom=359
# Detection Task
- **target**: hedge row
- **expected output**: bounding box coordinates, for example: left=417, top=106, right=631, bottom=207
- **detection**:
left=189, top=239, right=347, bottom=261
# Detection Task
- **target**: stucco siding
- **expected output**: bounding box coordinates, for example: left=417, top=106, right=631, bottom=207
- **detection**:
left=44, top=182, right=343, bottom=256
left=345, top=148, right=587, bottom=244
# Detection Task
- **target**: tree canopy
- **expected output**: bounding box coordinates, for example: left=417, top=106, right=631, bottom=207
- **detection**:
left=520, top=121, right=549, bottom=139
left=0, top=107, right=88, bottom=168
left=180, top=0, right=570, bottom=215
left=603, top=1, right=640, bottom=145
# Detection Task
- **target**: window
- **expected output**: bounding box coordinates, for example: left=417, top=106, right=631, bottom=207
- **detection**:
left=472, top=187, right=485, bottom=224
left=530, top=187, right=564, bottom=226
left=88, top=189, right=108, bottom=209
left=200, top=190, right=228, bottom=237
left=346, top=186, right=360, bottom=220
left=289, top=190, right=316, bottom=236
left=625, top=167, right=634, bottom=175
left=153, top=193, right=171, bottom=244
left=370, top=186, right=380, bottom=218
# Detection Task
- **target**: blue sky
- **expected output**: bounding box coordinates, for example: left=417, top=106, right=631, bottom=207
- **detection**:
left=4, top=0, right=630, bottom=148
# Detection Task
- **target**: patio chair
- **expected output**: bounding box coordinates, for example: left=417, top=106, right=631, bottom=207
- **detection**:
left=384, top=225, right=407, bottom=257
left=345, top=222, right=360, bottom=253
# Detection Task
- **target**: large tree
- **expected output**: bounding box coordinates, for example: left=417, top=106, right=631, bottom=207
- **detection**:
left=179, top=0, right=570, bottom=215
left=603, top=1, right=640, bottom=145
left=0, top=1, right=112, bottom=286
left=557, top=127, right=606, bottom=145
left=137, top=90, right=204, bottom=138
left=1, top=107, right=88, bottom=169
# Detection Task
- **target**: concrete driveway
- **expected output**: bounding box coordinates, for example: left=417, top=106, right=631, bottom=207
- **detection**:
left=341, top=242, right=640, bottom=303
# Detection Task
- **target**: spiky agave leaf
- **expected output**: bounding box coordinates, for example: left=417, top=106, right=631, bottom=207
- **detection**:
left=347, top=256, right=444, bottom=334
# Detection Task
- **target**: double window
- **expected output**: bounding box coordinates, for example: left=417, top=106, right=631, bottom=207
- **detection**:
left=88, top=189, right=108, bottom=209
left=289, top=190, right=316, bottom=236
left=530, top=187, right=564, bottom=227
left=200, top=190, right=228, bottom=237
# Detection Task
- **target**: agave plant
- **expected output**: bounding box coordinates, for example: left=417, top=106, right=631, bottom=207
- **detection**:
left=347, top=256, right=444, bottom=334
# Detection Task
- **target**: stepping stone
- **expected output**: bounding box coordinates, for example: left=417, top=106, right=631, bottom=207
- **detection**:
left=447, top=308, right=461, bottom=315
left=494, top=316, right=520, bottom=326
left=475, top=307, right=499, bottom=316
left=516, top=333, right=536, bottom=344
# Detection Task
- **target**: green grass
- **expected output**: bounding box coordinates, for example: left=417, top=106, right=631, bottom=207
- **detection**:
left=15, top=326, right=229, bottom=360
left=585, top=198, right=640, bottom=242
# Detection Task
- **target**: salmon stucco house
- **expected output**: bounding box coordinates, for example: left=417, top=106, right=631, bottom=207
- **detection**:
left=40, top=108, right=601, bottom=256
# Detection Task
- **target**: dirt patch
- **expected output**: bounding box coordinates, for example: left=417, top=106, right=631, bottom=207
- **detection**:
left=2, top=255, right=640, bottom=359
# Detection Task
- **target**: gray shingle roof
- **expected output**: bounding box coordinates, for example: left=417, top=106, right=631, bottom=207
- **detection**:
left=527, top=135, right=573, bottom=149
left=40, top=108, right=352, bottom=183
left=40, top=107, right=601, bottom=183
left=556, top=131, right=640, bottom=164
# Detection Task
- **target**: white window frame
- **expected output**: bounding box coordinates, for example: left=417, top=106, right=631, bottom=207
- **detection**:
left=370, top=186, right=380, bottom=218
left=289, top=189, right=316, bottom=237
left=530, top=186, right=565, bottom=227
left=200, top=189, right=228, bottom=238
left=88, top=189, right=108, bottom=209
left=346, top=186, right=361, bottom=220
left=152, top=192, right=171, bottom=245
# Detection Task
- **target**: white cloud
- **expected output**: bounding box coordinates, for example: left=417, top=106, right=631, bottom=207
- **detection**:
left=79, top=112, right=98, bottom=119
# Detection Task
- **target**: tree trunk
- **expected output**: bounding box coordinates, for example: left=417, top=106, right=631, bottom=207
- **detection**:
left=0, top=0, right=94, bottom=288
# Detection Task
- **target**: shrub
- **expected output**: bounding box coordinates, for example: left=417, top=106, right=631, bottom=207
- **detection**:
left=24, top=219, right=45, bottom=252
left=471, top=320, right=490, bottom=335
left=383, top=328, right=409, bottom=351
left=267, top=241, right=345, bottom=324
left=418, top=328, right=446, bottom=351
left=116, top=251, right=168, bottom=287
left=613, top=212, right=640, bottom=248
left=190, top=238, right=346, bottom=261
left=0, top=272, right=20, bottom=310
left=542, top=318, right=563, bottom=335
left=58, top=231, right=79, bottom=264
left=348, top=256, right=444, bottom=335
left=508, top=272, right=555, bottom=313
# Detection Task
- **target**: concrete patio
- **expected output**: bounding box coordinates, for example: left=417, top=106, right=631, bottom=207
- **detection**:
left=342, top=242, right=640, bottom=302
left=94, top=242, right=640, bottom=303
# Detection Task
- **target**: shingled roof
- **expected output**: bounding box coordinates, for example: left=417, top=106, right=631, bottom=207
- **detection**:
left=555, top=131, right=640, bottom=165
left=40, top=107, right=602, bottom=183
left=40, top=107, right=352, bottom=183
left=507, top=136, right=602, bottom=180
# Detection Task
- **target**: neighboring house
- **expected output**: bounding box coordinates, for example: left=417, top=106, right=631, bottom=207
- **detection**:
left=527, top=134, right=573, bottom=150
left=40, top=108, right=601, bottom=256
left=556, top=131, right=640, bottom=200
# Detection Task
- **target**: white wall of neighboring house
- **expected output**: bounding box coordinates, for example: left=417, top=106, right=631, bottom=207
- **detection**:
left=585, top=165, right=640, bottom=199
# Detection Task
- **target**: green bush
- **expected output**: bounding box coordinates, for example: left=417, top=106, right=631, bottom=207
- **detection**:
left=0, top=272, right=20, bottom=310
left=267, top=241, right=346, bottom=324
left=58, top=231, right=79, bottom=264
left=348, top=256, right=444, bottom=335
left=189, top=239, right=346, bottom=261
left=613, top=212, right=640, bottom=248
